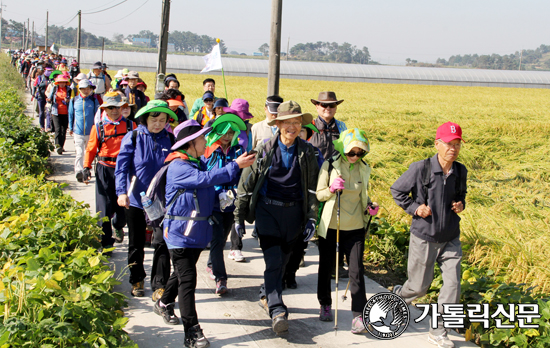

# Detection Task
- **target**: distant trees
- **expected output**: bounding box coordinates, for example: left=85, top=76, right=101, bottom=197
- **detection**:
left=289, top=41, right=373, bottom=64
left=258, top=43, right=269, bottom=56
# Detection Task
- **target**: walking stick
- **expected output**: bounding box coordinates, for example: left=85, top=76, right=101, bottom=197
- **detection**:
left=334, top=191, right=341, bottom=335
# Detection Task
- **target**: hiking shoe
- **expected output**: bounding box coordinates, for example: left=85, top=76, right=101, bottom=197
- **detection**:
left=285, top=276, right=297, bottom=289
left=131, top=281, right=145, bottom=297
left=319, top=305, right=333, bottom=321
left=258, top=296, right=269, bottom=316
left=299, top=255, right=305, bottom=268
left=393, top=284, right=403, bottom=296
left=428, top=332, right=455, bottom=348
left=215, top=279, right=228, bottom=296
left=153, top=300, right=179, bottom=325
left=114, top=228, right=124, bottom=243
left=228, top=250, right=245, bottom=262
left=205, top=266, right=215, bottom=280
left=56, top=147, right=63, bottom=155
left=331, top=266, right=349, bottom=279
left=351, top=315, right=367, bottom=334
left=185, top=324, right=210, bottom=348
left=152, top=288, right=164, bottom=302
left=76, top=171, right=83, bottom=183
left=272, top=313, right=289, bottom=334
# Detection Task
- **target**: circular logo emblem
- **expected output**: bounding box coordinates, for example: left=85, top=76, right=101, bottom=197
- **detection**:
left=363, top=292, right=410, bottom=340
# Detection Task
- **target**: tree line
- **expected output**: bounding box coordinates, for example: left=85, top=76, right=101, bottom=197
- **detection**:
left=434, top=45, right=550, bottom=71
left=114, top=30, right=227, bottom=54
left=259, top=41, right=377, bottom=65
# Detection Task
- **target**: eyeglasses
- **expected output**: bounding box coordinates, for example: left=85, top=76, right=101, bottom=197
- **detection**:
left=204, top=98, right=214, bottom=103
left=346, top=150, right=366, bottom=158
left=318, top=103, right=337, bottom=109
left=280, top=120, right=302, bottom=127
left=105, top=106, right=121, bottom=110
left=438, top=140, right=462, bottom=149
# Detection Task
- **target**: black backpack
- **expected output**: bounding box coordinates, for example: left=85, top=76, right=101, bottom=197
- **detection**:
left=420, top=158, right=466, bottom=204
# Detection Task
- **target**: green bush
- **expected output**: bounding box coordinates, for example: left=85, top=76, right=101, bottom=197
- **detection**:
left=0, top=57, right=136, bottom=347
left=364, top=217, right=410, bottom=275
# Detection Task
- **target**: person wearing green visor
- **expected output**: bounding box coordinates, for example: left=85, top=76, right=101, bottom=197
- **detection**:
left=115, top=100, right=177, bottom=298
left=44, top=70, right=63, bottom=133
left=315, top=128, right=379, bottom=333
left=203, top=113, right=248, bottom=295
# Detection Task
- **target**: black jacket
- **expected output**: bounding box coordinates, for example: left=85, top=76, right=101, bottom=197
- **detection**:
left=390, top=154, right=467, bottom=243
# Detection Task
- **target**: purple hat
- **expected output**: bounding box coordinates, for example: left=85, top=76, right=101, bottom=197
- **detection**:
left=223, top=98, right=254, bottom=120
left=171, top=120, right=212, bottom=151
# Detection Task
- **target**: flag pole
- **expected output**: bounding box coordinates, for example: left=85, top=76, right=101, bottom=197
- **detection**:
left=216, top=38, right=228, bottom=100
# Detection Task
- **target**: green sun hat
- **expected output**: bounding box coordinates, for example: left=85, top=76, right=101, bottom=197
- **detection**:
left=303, top=123, right=319, bottom=133
left=49, top=70, right=62, bottom=81
left=135, top=100, right=177, bottom=121
left=206, top=113, right=247, bottom=147
left=333, top=128, right=370, bottom=160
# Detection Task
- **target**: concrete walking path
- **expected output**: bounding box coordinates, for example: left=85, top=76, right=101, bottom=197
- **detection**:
left=25, top=94, right=477, bottom=348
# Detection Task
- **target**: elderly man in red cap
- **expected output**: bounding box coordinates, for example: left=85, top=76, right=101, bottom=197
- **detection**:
left=391, top=122, right=467, bottom=348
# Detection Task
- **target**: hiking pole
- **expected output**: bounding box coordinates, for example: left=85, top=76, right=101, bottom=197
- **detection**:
left=341, top=203, right=375, bottom=302
left=334, top=190, right=341, bottom=335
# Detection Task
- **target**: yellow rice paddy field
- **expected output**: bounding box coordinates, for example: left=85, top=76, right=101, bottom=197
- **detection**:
left=124, top=71, right=550, bottom=293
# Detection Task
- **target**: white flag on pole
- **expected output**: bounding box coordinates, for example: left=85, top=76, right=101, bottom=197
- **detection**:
left=201, top=44, right=223, bottom=73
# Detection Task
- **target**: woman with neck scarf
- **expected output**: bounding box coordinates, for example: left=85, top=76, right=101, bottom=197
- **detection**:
left=202, top=114, right=248, bottom=295
left=315, top=128, right=379, bottom=334
left=156, top=120, right=255, bottom=348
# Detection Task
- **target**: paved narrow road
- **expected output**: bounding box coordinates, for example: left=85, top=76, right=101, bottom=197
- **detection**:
left=26, top=94, right=476, bottom=347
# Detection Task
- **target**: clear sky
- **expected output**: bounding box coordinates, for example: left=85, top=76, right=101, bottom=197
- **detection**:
left=5, top=0, right=550, bottom=65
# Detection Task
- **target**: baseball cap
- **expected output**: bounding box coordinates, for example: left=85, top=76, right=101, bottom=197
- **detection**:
left=436, top=122, right=464, bottom=143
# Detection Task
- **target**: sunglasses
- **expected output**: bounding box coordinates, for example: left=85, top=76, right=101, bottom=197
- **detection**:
left=346, top=150, right=366, bottom=158
left=105, top=106, right=121, bottom=110
left=204, top=98, right=214, bottom=102
left=318, top=102, right=337, bottom=109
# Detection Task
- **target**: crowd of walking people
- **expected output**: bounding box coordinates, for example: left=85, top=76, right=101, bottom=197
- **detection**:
left=11, top=49, right=467, bottom=348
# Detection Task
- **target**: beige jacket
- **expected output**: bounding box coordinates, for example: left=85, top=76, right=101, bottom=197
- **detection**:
left=251, top=120, right=275, bottom=150
left=316, top=156, right=372, bottom=238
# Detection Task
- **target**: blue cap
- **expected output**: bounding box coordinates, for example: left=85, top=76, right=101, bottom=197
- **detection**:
left=202, top=91, right=214, bottom=100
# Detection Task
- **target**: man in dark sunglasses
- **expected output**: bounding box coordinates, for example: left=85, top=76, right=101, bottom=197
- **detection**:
left=309, top=91, right=347, bottom=161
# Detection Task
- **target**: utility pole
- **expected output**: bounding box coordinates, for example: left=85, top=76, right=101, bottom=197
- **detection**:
left=156, top=0, right=170, bottom=92
left=45, top=11, right=48, bottom=52
left=31, top=21, right=34, bottom=49
left=267, top=0, right=283, bottom=96
left=101, top=38, right=105, bottom=62
left=26, top=18, right=29, bottom=50
left=22, top=21, right=26, bottom=50
left=76, top=10, right=81, bottom=64
left=0, top=2, right=5, bottom=51
left=286, top=36, right=290, bottom=61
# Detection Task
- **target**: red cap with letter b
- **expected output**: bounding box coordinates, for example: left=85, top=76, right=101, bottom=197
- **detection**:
left=436, top=122, right=464, bottom=143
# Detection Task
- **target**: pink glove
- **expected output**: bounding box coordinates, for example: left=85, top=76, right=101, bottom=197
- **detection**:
left=368, top=205, right=379, bottom=216
left=329, top=177, right=345, bottom=193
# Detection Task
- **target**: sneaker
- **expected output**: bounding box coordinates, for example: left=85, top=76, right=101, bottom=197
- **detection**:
left=152, top=288, right=164, bottom=302
left=428, top=332, right=455, bottom=348
left=351, top=315, right=367, bottom=334
left=76, top=171, right=83, bottom=183
left=114, top=228, right=124, bottom=243
left=319, top=305, right=333, bottom=321
left=131, top=281, right=145, bottom=297
left=215, top=279, right=228, bottom=296
left=272, top=313, right=289, bottom=334
left=153, top=300, right=179, bottom=325
left=258, top=296, right=269, bottom=315
left=56, top=147, right=63, bottom=155
left=393, top=284, right=403, bottom=296
left=185, top=324, right=210, bottom=348
left=205, top=266, right=215, bottom=280
left=284, top=275, right=297, bottom=289
left=228, top=250, right=245, bottom=262
left=251, top=228, right=258, bottom=239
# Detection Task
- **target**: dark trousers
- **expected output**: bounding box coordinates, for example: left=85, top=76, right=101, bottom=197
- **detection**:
left=160, top=248, right=203, bottom=334
left=317, top=228, right=366, bottom=317
left=256, top=199, right=303, bottom=318
left=229, top=224, right=242, bottom=250
left=126, top=206, right=147, bottom=284
left=52, top=113, right=68, bottom=149
left=284, top=240, right=308, bottom=282
left=207, top=211, right=234, bottom=281
left=151, top=227, right=170, bottom=291
left=37, top=99, right=47, bottom=129
left=95, top=163, right=126, bottom=247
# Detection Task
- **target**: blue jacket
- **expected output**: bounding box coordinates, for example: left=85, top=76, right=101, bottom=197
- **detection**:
left=68, top=94, right=99, bottom=135
left=203, top=145, right=244, bottom=212
left=164, top=156, right=240, bottom=249
left=115, top=124, right=173, bottom=209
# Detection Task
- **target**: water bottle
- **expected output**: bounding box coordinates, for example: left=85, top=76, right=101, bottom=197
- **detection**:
left=141, top=192, right=164, bottom=221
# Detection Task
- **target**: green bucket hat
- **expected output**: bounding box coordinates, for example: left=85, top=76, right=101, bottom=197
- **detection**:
left=206, top=113, right=247, bottom=147
left=135, top=100, right=177, bottom=121
left=49, top=70, right=62, bottom=81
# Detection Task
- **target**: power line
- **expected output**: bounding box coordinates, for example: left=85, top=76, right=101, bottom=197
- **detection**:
left=82, top=0, right=150, bottom=25
left=82, top=0, right=128, bottom=15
